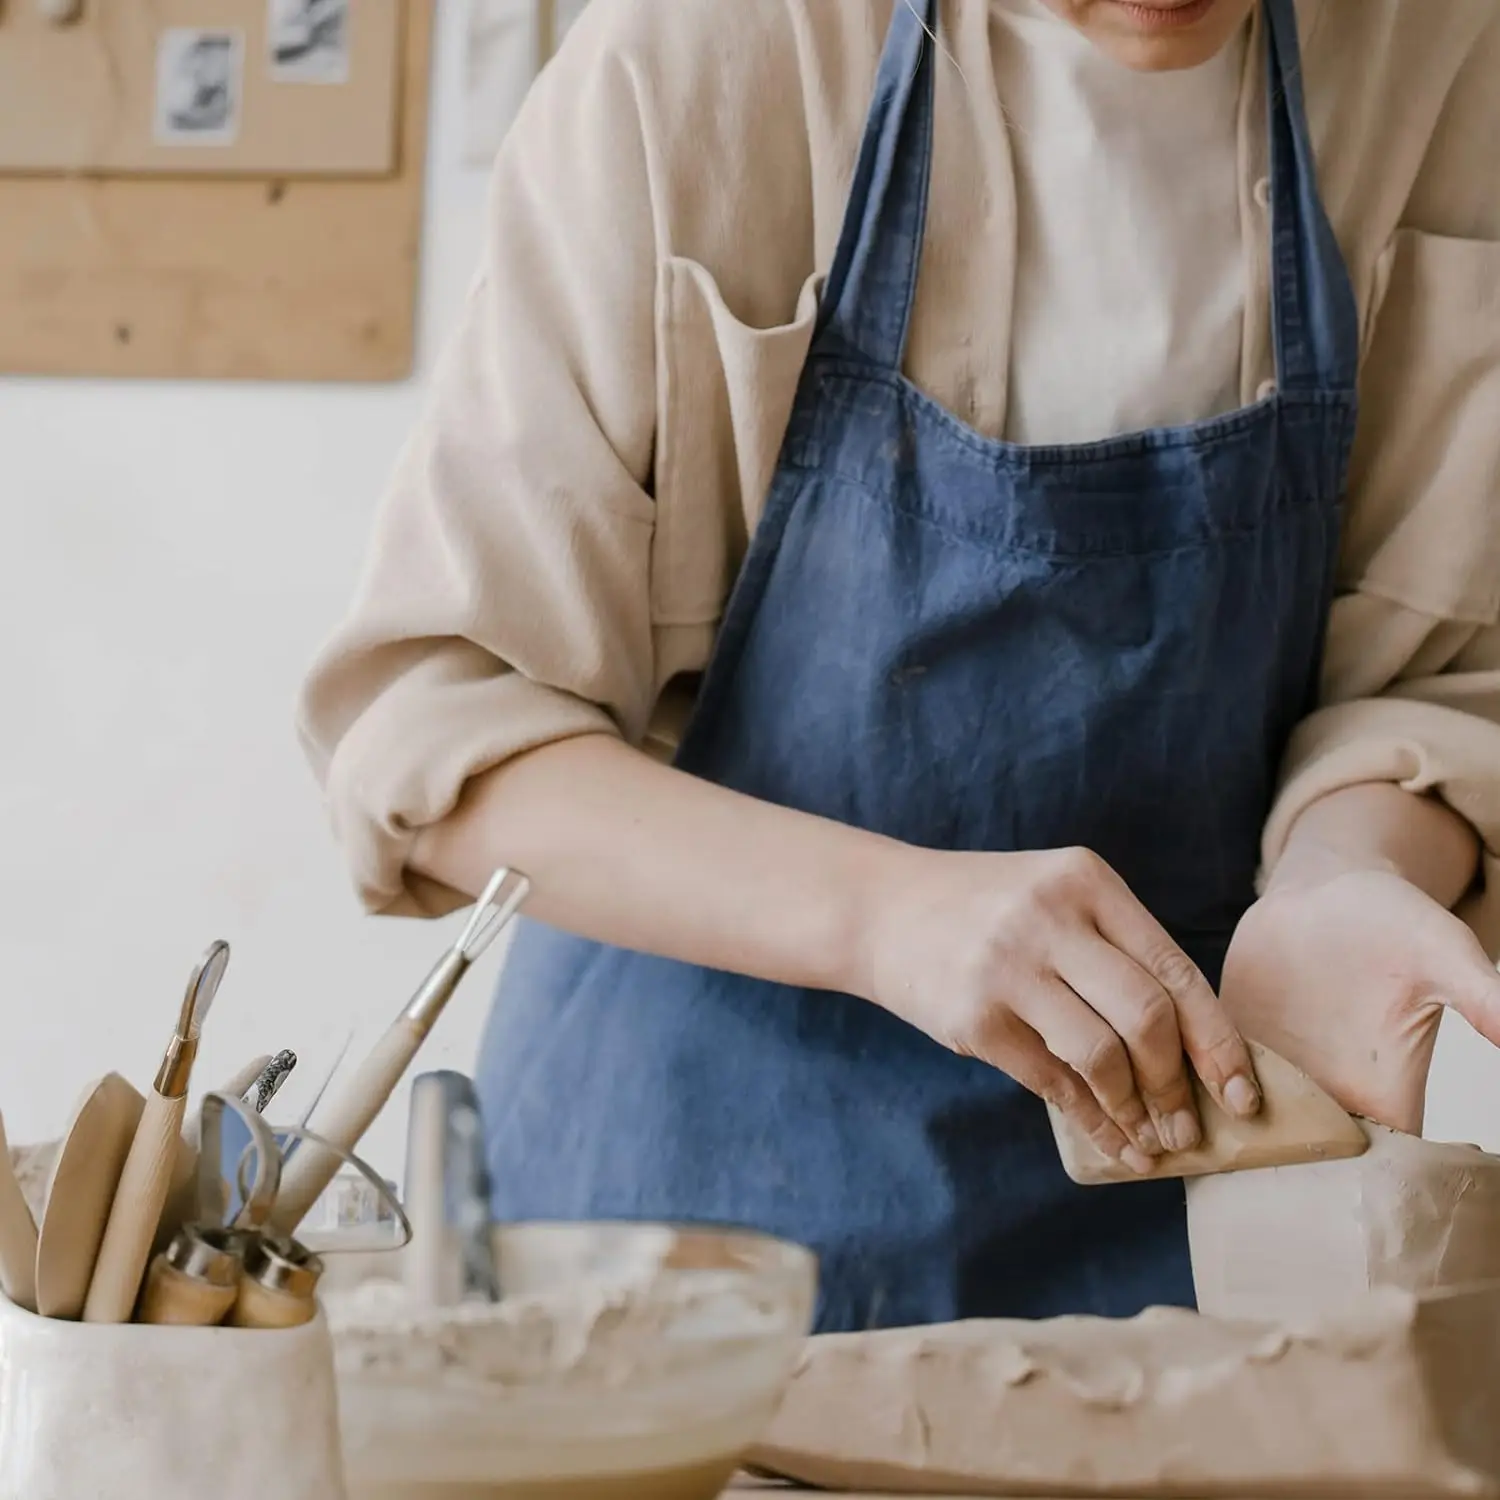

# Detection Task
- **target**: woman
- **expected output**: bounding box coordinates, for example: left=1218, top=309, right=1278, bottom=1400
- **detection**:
left=300, top=0, right=1500, bottom=1330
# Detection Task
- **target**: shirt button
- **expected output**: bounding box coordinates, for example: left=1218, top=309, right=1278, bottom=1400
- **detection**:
left=1253, top=177, right=1272, bottom=209
left=1256, top=379, right=1277, bottom=401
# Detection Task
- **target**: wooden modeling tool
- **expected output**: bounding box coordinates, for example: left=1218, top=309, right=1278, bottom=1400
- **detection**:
left=136, top=1224, right=243, bottom=1327
left=1048, top=1040, right=1370, bottom=1185
left=0, top=1111, right=39, bottom=1312
left=34, top=1073, right=143, bottom=1319
left=83, top=941, right=230, bottom=1322
left=225, top=1233, right=323, bottom=1329
left=269, top=869, right=530, bottom=1236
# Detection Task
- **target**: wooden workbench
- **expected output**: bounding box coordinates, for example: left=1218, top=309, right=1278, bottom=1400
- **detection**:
left=734, top=1481, right=983, bottom=1498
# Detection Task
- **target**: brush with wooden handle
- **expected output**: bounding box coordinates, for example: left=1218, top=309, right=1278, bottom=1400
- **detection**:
left=268, top=868, right=529, bottom=1236
left=83, top=940, right=230, bottom=1323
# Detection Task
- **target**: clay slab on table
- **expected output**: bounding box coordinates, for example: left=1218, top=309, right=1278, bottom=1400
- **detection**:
left=750, top=1284, right=1500, bottom=1497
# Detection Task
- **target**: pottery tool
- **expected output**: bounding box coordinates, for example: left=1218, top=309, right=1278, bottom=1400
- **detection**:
left=1048, top=1040, right=1370, bottom=1185
left=226, top=1232, right=324, bottom=1329
left=403, top=1071, right=499, bottom=1306
left=269, top=868, right=530, bottom=1235
left=245, top=1049, right=298, bottom=1114
left=0, top=1111, right=39, bottom=1312
left=197, top=1090, right=283, bottom=1232
left=277, top=1029, right=353, bottom=1171
left=84, top=940, right=231, bottom=1323
left=136, top=1223, right=243, bottom=1326
left=34, top=1072, right=144, bottom=1319
left=219, top=1055, right=276, bottom=1107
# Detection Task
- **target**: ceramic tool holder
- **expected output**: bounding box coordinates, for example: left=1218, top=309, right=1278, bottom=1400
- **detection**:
left=0, top=1290, right=347, bottom=1500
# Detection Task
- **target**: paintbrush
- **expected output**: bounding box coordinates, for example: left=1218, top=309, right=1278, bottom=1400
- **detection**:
left=268, top=869, right=529, bottom=1235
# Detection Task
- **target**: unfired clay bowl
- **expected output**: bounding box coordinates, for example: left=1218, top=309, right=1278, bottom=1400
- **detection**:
left=0, top=1290, right=347, bottom=1500
left=326, top=1221, right=818, bottom=1499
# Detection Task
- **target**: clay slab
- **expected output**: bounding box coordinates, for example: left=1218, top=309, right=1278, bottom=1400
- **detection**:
left=750, top=1285, right=1500, bottom=1497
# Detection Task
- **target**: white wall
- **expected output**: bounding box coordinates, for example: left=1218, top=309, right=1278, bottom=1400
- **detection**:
left=0, top=4, right=495, bottom=1181
left=2, top=1, right=1498, bottom=1196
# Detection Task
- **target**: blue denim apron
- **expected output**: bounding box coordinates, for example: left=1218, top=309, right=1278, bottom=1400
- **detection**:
left=476, top=0, right=1358, bottom=1332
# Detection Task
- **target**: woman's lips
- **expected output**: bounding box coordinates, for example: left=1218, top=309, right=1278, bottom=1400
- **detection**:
left=1102, top=0, right=1219, bottom=29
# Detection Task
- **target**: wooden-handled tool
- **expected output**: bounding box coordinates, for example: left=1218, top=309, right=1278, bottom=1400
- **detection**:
left=83, top=941, right=230, bottom=1323
left=0, top=1111, right=38, bottom=1312
left=136, top=1224, right=242, bottom=1327
left=1048, top=1040, right=1369, bottom=1185
left=268, top=869, right=529, bottom=1235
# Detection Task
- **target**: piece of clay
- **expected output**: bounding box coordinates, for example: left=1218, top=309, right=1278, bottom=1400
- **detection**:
left=751, top=1286, right=1500, bottom=1496
left=1188, top=1122, right=1500, bottom=1323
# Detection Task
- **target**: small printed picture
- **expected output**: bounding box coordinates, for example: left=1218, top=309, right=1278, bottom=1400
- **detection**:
left=154, top=29, right=245, bottom=145
left=268, top=0, right=351, bottom=84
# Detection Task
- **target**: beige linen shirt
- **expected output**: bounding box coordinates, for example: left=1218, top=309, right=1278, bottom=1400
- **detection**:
left=299, top=0, right=1500, bottom=948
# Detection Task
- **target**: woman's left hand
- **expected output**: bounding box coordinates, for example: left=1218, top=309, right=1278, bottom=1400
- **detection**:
left=1222, top=860, right=1500, bottom=1135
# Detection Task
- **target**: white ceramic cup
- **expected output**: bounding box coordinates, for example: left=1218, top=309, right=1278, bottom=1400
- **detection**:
left=0, top=1290, right=347, bottom=1500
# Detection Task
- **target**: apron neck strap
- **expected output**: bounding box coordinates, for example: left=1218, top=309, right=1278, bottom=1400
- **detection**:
left=813, top=0, right=937, bottom=371
left=1263, top=0, right=1360, bottom=393
left=816, top=0, right=1359, bottom=395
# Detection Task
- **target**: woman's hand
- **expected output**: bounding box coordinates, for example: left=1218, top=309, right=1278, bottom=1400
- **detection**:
left=1222, top=866, right=1500, bottom=1134
left=1220, top=784, right=1500, bottom=1135
left=864, top=846, right=1262, bottom=1175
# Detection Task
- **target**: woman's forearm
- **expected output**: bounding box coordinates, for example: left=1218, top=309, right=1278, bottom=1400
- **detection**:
left=408, top=734, right=904, bottom=996
left=1268, top=782, right=1481, bottom=908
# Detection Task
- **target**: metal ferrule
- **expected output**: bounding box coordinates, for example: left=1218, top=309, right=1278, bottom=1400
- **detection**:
left=400, top=948, right=470, bottom=1037
left=163, top=1225, right=242, bottom=1289
left=155, top=1033, right=200, bottom=1097
left=243, top=1233, right=324, bottom=1298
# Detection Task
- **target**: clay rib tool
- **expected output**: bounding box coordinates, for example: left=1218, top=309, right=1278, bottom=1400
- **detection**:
left=84, top=940, right=230, bottom=1322
left=34, top=1073, right=144, bottom=1319
left=1048, top=1039, right=1370, bottom=1185
left=269, top=868, right=530, bottom=1235
left=0, top=1111, right=39, bottom=1312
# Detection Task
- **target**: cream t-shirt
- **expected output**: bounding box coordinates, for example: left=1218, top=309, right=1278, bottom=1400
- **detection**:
left=992, top=0, right=1247, bottom=443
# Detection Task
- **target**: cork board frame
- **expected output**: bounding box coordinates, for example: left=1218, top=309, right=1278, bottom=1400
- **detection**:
left=0, top=1, right=432, bottom=382
left=0, top=0, right=403, bottom=177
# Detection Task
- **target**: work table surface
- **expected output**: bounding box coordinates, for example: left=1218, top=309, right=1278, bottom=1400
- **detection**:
left=734, top=1482, right=993, bottom=1498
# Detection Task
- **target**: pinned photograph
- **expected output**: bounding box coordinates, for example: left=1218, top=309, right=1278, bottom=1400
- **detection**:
left=154, top=29, right=244, bottom=145
left=268, top=0, right=351, bottom=84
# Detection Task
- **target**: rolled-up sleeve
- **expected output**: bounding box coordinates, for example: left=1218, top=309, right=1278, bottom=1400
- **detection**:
left=1263, top=13, right=1500, bottom=952
left=297, top=11, right=662, bottom=917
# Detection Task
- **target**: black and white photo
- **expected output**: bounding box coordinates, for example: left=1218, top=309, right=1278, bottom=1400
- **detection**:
left=268, top=0, right=351, bottom=84
left=154, top=28, right=244, bottom=146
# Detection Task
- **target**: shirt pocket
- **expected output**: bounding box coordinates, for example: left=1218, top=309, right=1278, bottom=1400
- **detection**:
left=651, top=255, right=821, bottom=630
left=1343, top=228, right=1500, bottom=625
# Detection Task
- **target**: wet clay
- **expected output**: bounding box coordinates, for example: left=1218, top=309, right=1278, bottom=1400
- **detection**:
left=1189, top=1122, right=1500, bottom=1322
left=750, top=1285, right=1500, bottom=1496
left=349, top=1456, right=738, bottom=1499
left=327, top=1273, right=791, bottom=1497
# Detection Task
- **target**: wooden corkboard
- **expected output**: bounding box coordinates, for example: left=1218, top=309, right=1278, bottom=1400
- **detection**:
left=0, top=0, right=432, bottom=382
left=0, top=0, right=404, bottom=177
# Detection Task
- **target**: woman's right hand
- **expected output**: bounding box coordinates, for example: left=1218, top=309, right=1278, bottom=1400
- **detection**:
left=862, top=845, right=1262, bottom=1174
